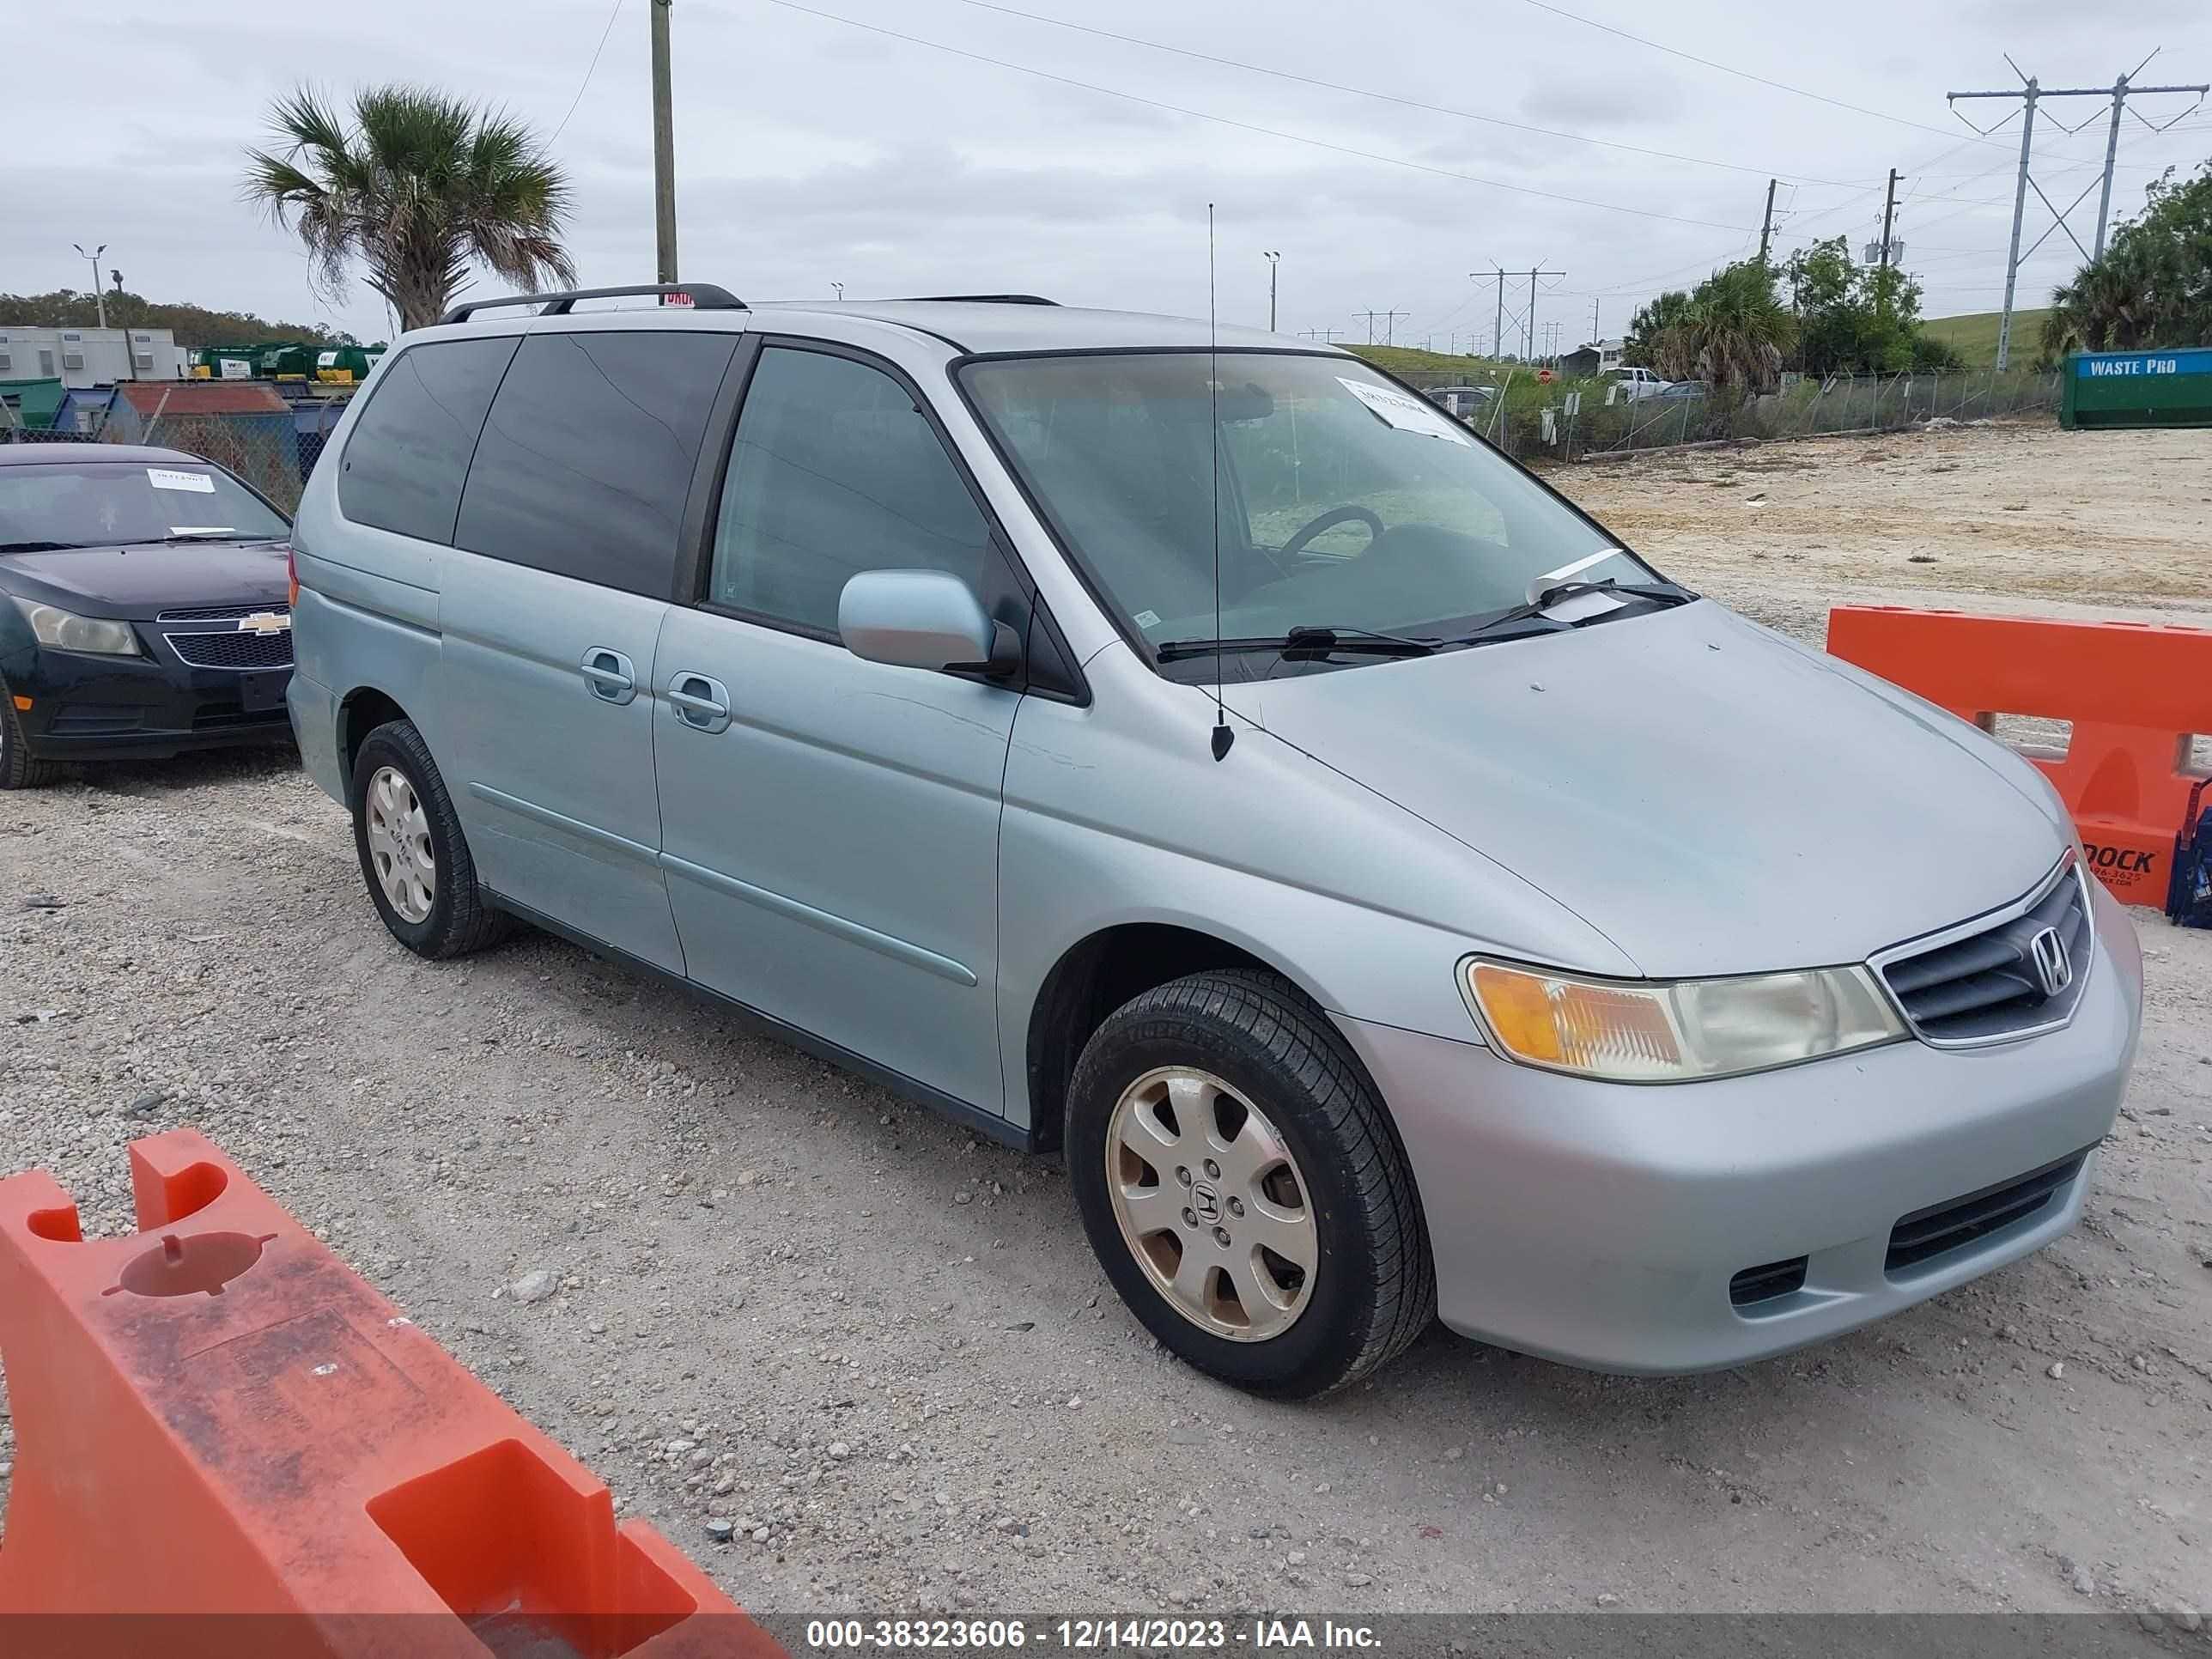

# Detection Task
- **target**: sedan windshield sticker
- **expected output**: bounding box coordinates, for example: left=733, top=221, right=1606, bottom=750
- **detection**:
left=148, top=468, right=217, bottom=493
left=1336, top=378, right=1474, bottom=446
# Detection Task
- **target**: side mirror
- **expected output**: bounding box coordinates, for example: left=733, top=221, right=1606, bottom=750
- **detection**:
left=838, top=569, right=1017, bottom=675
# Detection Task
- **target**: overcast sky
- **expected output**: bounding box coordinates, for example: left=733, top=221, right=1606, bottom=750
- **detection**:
left=11, top=0, right=2211, bottom=347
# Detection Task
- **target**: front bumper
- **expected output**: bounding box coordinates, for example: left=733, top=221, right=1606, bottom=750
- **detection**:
left=1338, top=887, right=2144, bottom=1374
left=11, top=644, right=293, bottom=762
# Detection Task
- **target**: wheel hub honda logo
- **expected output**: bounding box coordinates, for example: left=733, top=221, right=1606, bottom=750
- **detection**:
left=1191, top=1182, right=1221, bottom=1224
left=2028, top=926, right=2072, bottom=999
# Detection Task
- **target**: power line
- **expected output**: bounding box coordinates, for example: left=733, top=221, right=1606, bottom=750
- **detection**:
left=550, top=0, right=627, bottom=143
left=937, top=0, right=1875, bottom=188
left=1516, top=0, right=2016, bottom=149
left=759, top=0, right=1756, bottom=231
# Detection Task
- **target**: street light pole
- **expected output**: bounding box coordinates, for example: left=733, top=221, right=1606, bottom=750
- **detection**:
left=1263, top=252, right=1280, bottom=332
left=73, top=243, right=107, bottom=330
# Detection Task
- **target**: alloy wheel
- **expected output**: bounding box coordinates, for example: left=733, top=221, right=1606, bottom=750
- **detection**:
left=1105, top=1066, right=1318, bottom=1342
left=364, top=765, right=436, bottom=924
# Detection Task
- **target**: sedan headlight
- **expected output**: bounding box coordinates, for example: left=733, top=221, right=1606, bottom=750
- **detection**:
left=1462, top=957, right=1905, bottom=1082
left=11, top=598, right=141, bottom=656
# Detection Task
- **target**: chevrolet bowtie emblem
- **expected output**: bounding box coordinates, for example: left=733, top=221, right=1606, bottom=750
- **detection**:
left=238, top=612, right=292, bottom=635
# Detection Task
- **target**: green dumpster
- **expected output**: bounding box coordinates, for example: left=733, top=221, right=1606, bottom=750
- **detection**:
left=2061, top=347, right=2212, bottom=429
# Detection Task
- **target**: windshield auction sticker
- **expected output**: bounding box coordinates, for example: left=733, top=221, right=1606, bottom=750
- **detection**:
left=147, top=468, right=217, bottom=493
left=1336, top=378, right=1474, bottom=446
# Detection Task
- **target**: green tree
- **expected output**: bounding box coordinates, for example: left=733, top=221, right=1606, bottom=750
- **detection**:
left=1645, top=261, right=1797, bottom=394
left=242, top=85, right=575, bottom=332
left=2040, top=161, right=2212, bottom=359
left=0, top=289, right=354, bottom=349
left=1784, top=236, right=1936, bottom=375
left=1624, top=289, right=1692, bottom=368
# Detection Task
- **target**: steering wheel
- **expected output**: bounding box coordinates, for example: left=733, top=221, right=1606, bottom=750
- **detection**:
left=1279, top=505, right=1386, bottom=560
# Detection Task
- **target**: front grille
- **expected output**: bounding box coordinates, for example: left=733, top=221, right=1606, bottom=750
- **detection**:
left=1729, top=1256, right=1808, bottom=1308
left=1873, top=860, right=2090, bottom=1045
left=164, top=629, right=294, bottom=670
left=157, top=603, right=289, bottom=623
left=1886, top=1149, right=2089, bottom=1275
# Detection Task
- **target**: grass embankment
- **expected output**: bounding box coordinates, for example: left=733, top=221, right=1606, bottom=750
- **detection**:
left=1920, top=308, right=2051, bottom=367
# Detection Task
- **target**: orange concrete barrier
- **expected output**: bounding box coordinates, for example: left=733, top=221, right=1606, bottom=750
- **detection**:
left=1828, top=605, right=2212, bottom=903
left=0, top=1128, right=786, bottom=1659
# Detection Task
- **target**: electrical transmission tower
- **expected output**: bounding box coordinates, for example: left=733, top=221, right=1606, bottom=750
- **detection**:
left=1354, top=309, right=1410, bottom=345
left=1948, top=52, right=2207, bottom=369
left=1474, top=264, right=1563, bottom=361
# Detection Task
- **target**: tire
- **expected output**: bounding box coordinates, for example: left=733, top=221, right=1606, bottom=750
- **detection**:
left=349, top=719, right=513, bottom=959
left=0, top=678, right=60, bottom=790
left=1067, top=968, right=1435, bottom=1399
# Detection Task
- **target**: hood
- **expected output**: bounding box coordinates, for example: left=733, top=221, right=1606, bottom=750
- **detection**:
left=1225, top=602, right=2071, bottom=978
left=1, top=540, right=289, bottom=619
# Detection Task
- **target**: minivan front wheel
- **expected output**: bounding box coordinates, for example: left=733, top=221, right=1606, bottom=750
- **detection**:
left=1067, top=969, right=1435, bottom=1398
left=349, top=720, right=512, bottom=959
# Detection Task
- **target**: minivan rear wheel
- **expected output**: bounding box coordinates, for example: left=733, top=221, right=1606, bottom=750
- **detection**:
left=349, top=720, right=512, bottom=958
left=1067, top=969, right=1435, bottom=1398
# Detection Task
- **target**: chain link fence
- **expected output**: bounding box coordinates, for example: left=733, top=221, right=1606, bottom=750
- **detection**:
left=1438, top=368, right=2060, bottom=465
left=0, top=395, right=336, bottom=514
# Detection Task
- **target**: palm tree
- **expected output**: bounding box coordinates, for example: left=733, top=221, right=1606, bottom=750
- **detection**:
left=1651, top=262, right=1797, bottom=394
left=243, top=86, right=576, bottom=331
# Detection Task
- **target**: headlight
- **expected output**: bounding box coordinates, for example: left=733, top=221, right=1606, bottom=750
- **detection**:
left=1462, top=957, right=1905, bottom=1083
left=12, top=598, right=141, bottom=656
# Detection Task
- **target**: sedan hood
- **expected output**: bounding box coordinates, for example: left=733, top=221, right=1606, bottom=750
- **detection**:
left=1228, top=602, right=2071, bottom=978
left=3, top=541, right=289, bottom=619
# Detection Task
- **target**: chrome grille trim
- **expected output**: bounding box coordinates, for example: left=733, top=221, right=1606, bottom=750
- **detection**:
left=1869, top=853, right=2093, bottom=1049
left=156, top=603, right=291, bottom=623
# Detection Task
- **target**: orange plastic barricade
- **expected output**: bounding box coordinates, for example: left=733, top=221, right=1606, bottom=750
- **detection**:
left=0, top=1128, right=787, bottom=1659
left=1828, top=605, right=2212, bottom=903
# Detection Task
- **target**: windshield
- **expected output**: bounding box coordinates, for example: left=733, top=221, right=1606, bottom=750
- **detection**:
left=0, top=460, right=289, bottom=551
left=960, top=351, right=1654, bottom=677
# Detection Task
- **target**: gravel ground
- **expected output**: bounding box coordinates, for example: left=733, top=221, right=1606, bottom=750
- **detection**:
left=2, top=419, right=2209, bottom=1625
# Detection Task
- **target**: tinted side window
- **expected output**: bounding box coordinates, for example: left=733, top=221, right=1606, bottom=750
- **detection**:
left=338, top=337, right=519, bottom=544
left=708, top=347, right=996, bottom=634
left=454, top=331, right=737, bottom=598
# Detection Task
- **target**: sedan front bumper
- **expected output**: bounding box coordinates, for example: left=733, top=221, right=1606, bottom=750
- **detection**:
left=12, top=642, right=292, bottom=762
left=1337, top=885, right=2143, bottom=1374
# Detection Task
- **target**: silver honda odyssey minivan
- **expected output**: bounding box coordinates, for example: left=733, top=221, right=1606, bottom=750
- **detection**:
left=289, top=285, right=2142, bottom=1398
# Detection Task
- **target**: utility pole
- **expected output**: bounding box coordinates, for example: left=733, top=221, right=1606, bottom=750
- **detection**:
left=72, top=243, right=107, bottom=330
left=1491, top=267, right=1505, bottom=359
left=1522, top=264, right=1565, bottom=362
left=1263, top=251, right=1280, bottom=332
left=650, top=0, right=678, bottom=285
left=1757, top=178, right=1778, bottom=264
left=1878, top=168, right=1901, bottom=272
left=1949, top=57, right=2206, bottom=370
left=1589, top=296, right=1601, bottom=344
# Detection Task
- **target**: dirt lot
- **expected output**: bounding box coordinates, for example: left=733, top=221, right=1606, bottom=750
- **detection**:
left=2, top=420, right=2209, bottom=1626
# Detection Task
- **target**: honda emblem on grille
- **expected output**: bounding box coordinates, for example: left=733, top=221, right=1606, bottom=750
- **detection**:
left=2028, top=926, right=2072, bottom=999
left=237, top=611, right=291, bottom=635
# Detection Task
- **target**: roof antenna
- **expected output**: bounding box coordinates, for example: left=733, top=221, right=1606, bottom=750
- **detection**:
left=1207, top=202, right=1234, bottom=763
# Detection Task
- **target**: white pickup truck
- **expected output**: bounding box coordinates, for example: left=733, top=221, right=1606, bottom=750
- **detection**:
left=1604, top=365, right=1673, bottom=403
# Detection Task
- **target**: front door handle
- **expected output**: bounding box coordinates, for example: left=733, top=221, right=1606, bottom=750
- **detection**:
left=665, top=672, right=732, bottom=734
left=580, top=647, right=637, bottom=705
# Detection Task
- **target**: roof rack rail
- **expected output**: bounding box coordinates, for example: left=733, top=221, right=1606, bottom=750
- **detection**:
left=439, top=283, right=746, bottom=326
left=892, top=294, right=1059, bottom=307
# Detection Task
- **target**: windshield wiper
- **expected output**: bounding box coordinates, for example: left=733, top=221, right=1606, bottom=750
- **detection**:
left=133, top=532, right=269, bottom=545
left=1448, top=578, right=1696, bottom=647
left=0, top=540, right=91, bottom=553
left=1155, top=624, right=1441, bottom=663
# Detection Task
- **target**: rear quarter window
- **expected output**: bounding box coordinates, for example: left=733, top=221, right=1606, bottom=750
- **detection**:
left=453, top=330, right=738, bottom=599
left=337, top=337, right=520, bottom=544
